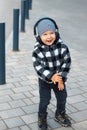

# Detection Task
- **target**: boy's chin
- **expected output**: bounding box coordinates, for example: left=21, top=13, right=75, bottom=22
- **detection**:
left=43, top=41, right=54, bottom=46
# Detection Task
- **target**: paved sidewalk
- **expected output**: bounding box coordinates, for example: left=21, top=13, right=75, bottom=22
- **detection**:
left=0, top=0, right=87, bottom=130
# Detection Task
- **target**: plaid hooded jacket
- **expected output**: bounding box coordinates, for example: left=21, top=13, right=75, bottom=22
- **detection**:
left=32, top=39, right=71, bottom=83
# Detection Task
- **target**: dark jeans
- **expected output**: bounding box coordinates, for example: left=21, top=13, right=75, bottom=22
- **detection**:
left=38, top=78, right=67, bottom=115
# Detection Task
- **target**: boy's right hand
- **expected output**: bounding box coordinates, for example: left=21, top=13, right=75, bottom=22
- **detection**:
left=51, top=73, right=64, bottom=91
left=51, top=73, right=62, bottom=84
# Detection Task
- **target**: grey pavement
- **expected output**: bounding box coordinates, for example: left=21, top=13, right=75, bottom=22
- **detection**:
left=0, top=0, right=87, bottom=129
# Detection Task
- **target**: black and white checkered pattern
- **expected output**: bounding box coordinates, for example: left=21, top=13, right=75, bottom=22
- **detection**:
left=32, top=39, right=71, bottom=83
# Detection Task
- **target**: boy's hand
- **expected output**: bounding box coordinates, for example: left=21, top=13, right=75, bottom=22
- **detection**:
left=51, top=73, right=64, bottom=91
left=51, top=73, right=62, bottom=84
left=58, top=82, right=64, bottom=91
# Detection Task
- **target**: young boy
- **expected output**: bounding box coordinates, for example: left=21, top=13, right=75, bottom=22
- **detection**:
left=32, top=17, right=71, bottom=130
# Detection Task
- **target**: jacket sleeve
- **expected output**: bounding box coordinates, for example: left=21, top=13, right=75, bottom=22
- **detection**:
left=32, top=50, right=54, bottom=82
left=59, top=45, right=71, bottom=82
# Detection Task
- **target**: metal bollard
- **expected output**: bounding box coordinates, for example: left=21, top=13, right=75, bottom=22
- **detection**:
left=21, top=0, right=26, bottom=32
left=29, top=0, right=32, bottom=10
left=25, top=0, right=29, bottom=19
left=0, top=23, right=6, bottom=85
left=13, top=9, right=19, bottom=51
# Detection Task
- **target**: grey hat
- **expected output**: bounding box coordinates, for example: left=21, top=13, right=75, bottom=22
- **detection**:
left=37, top=19, right=56, bottom=36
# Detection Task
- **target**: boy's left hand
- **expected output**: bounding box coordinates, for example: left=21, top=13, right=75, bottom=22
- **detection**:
left=58, top=82, right=64, bottom=91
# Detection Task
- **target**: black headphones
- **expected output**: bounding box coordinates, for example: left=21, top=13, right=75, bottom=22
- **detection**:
left=34, top=17, right=60, bottom=42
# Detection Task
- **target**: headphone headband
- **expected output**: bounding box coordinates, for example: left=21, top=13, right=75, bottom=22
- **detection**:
left=34, top=17, right=58, bottom=37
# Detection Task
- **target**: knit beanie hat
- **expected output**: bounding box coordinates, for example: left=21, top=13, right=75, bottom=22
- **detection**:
left=37, top=19, right=56, bottom=36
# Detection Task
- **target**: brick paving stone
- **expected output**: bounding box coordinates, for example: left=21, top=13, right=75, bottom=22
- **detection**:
left=78, top=80, right=87, bottom=87
left=0, top=103, right=11, bottom=111
left=0, top=89, right=14, bottom=96
left=19, top=80, right=34, bottom=87
left=80, top=86, right=87, bottom=92
left=83, top=93, right=87, bottom=98
left=0, top=108, right=25, bottom=119
left=70, top=110, right=87, bottom=122
left=67, top=88, right=83, bottom=96
left=20, top=125, right=31, bottom=130
left=7, top=77, right=22, bottom=83
left=12, top=82, right=21, bottom=88
left=22, top=104, right=38, bottom=114
left=28, top=123, right=39, bottom=130
left=72, top=102, right=87, bottom=111
left=23, top=98, right=33, bottom=105
left=72, top=120, right=87, bottom=130
left=66, top=104, right=77, bottom=113
left=29, top=122, right=51, bottom=130
left=23, top=92, right=34, bottom=98
left=21, top=113, right=37, bottom=124
left=48, top=103, right=55, bottom=110
left=30, top=90, right=39, bottom=96
left=67, top=82, right=80, bottom=89
left=67, top=95, right=86, bottom=104
left=48, top=109, right=54, bottom=118
left=0, top=95, right=12, bottom=103
left=54, top=127, right=74, bottom=130
left=30, top=96, right=39, bottom=104
left=50, top=99, right=56, bottom=107
left=9, top=100, right=26, bottom=108
left=10, top=93, right=26, bottom=100
left=12, top=86, right=33, bottom=93
left=0, top=83, right=15, bottom=90
left=4, top=117, right=25, bottom=129
left=0, top=120, right=7, bottom=129
left=48, top=118, right=61, bottom=129
left=8, top=128, right=20, bottom=130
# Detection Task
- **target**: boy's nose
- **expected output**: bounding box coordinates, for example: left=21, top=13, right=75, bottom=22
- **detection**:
left=47, top=34, right=51, bottom=38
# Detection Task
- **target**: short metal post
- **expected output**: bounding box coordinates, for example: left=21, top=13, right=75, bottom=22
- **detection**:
left=13, top=9, right=19, bottom=51
left=25, top=0, right=29, bottom=19
left=21, top=0, right=26, bottom=32
left=0, top=23, right=6, bottom=85
left=29, top=0, right=32, bottom=10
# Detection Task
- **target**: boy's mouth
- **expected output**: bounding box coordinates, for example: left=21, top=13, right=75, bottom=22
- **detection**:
left=46, top=39, right=53, bottom=43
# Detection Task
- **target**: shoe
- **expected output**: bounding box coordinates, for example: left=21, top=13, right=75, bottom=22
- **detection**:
left=38, top=113, right=48, bottom=130
left=55, top=112, right=71, bottom=127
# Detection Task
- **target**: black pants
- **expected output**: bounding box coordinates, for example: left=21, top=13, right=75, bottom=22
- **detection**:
left=38, top=78, right=67, bottom=115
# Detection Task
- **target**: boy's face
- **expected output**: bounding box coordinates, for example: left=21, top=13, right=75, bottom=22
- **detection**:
left=40, top=30, right=56, bottom=46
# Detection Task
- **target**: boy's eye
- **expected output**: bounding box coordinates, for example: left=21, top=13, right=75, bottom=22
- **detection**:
left=50, top=32, right=54, bottom=34
left=43, top=33, right=47, bottom=36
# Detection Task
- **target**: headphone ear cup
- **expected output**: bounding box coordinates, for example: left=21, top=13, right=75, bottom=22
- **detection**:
left=36, top=36, right=42, bottom=43
left=55, top=32, right=60, bottom=42
left=56, top=32, right=60, bottom=38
